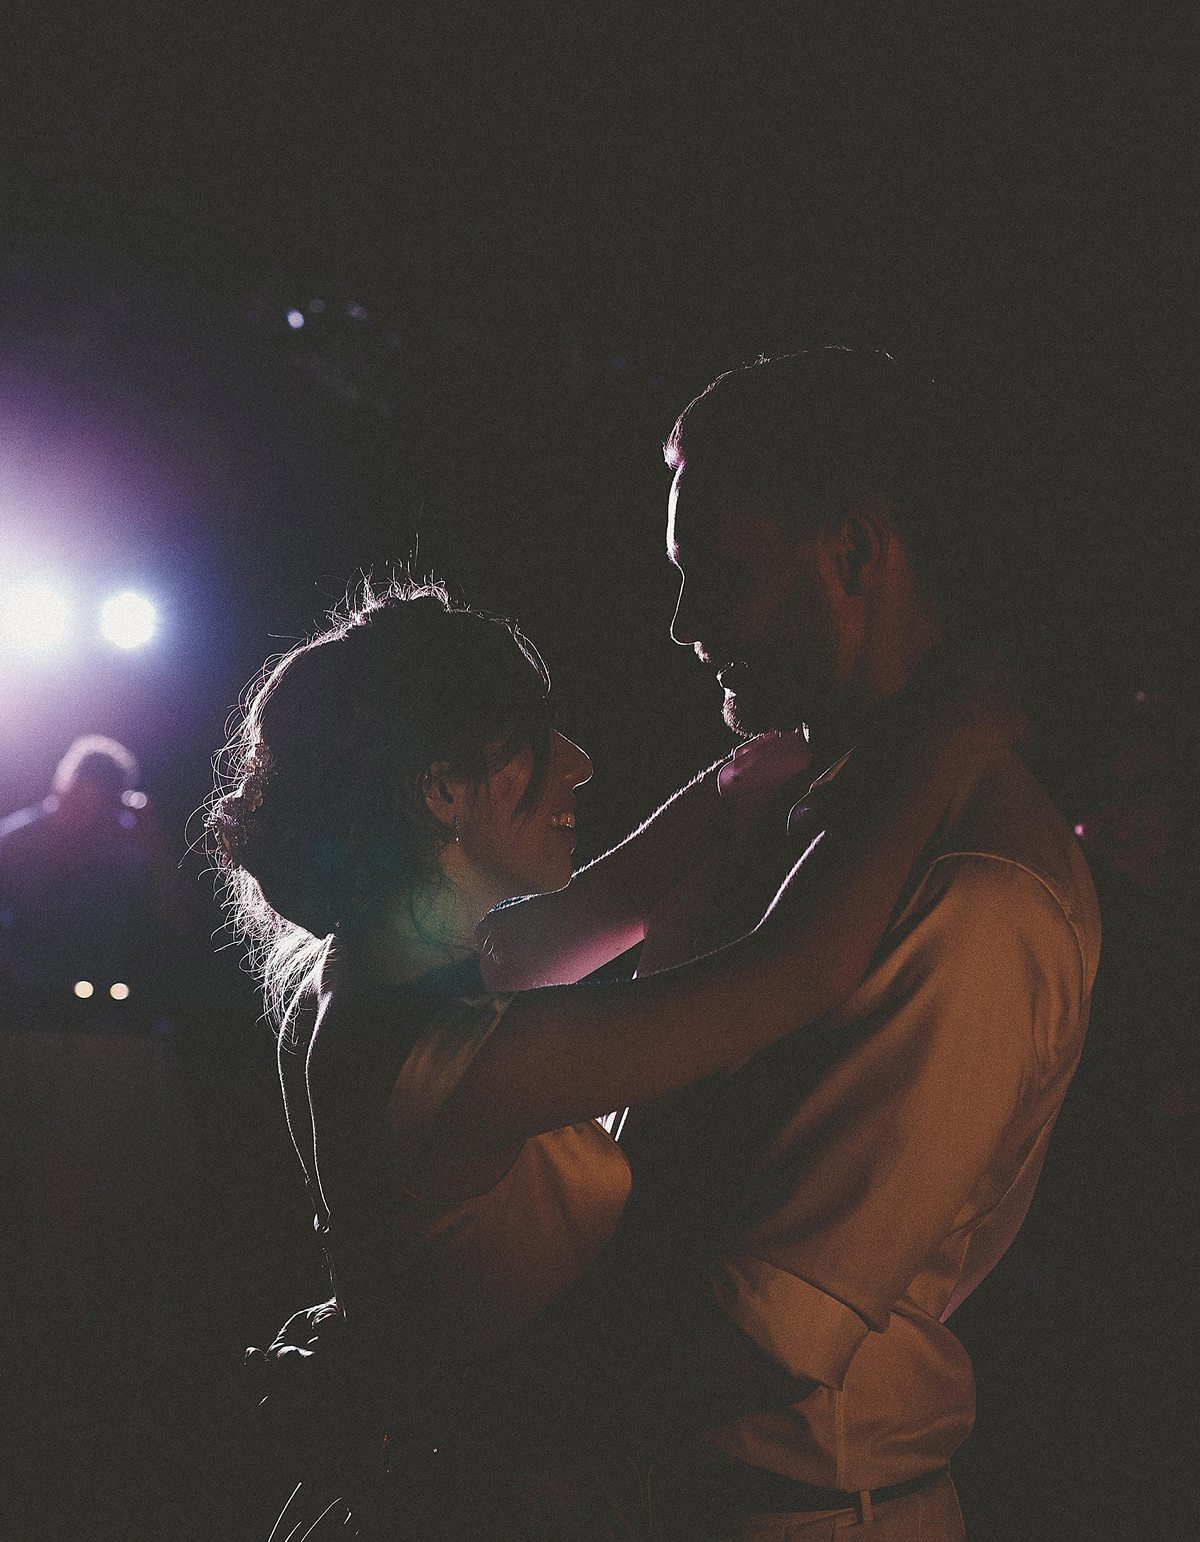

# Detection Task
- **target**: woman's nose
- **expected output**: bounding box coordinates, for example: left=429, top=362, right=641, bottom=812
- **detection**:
left=555, top=733, right=593, bottom=788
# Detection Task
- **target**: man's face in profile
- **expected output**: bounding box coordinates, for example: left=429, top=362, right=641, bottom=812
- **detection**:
left=667, top=465, right=840, bottom=736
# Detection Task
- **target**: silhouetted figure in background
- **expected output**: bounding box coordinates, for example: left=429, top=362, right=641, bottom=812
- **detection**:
left=0, top=735, right=177, bottom=1030
left=0, top=735, right=190, bottom=1539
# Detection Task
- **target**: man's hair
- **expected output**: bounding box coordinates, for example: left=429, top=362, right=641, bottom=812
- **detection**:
left=665, top=347, right=1005, bottom=638
left=53, top=735, right=139, bottom=797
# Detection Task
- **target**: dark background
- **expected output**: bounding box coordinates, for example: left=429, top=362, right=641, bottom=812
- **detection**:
left=0, top=4, right=1196, bottom=1538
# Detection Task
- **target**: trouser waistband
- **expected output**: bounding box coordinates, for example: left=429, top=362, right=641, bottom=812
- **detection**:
left=646, top=1455, right=950, bottom=1535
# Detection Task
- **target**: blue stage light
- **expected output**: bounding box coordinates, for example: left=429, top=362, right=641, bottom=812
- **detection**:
left=99, top=591, right=157, bottom=649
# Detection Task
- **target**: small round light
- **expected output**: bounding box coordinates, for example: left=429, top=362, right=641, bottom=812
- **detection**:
left=3, top=583, right=70, bottom=651
left=109, top=982, right=130, bottom=1000
left=287, top=309, right=305, bottom=329
left=99, top=591, right=157, bottom=649
left=121, top=790, right=148, bottom=810
left=74, top=980, right=94, bottom=998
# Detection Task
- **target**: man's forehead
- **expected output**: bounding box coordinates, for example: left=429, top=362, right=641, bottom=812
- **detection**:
left=668, top=466, right=802, bottom=560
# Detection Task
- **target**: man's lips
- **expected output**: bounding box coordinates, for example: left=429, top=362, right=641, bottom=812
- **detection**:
left=716, top=661, right=750, bottom=691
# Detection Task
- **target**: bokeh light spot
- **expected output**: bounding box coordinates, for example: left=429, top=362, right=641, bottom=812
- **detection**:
left=74, top=980, right=94, bottom=998
left=100, top=591, right=157, bottom=649
left=110, top=982, right=130, bottom=1000
left=3, top=583, right=70, bottom=651
left=287, top=309, right=305, bottom=329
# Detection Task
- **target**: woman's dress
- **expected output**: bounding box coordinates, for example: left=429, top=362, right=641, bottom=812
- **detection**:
left=288, top=955, right=631, bottom=1355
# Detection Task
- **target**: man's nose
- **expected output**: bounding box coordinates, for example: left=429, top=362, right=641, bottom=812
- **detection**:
left=670, top=579, right=699, bottom=647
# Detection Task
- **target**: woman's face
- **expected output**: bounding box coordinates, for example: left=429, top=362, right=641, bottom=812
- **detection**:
left=458, top=730, right=593, bottom=901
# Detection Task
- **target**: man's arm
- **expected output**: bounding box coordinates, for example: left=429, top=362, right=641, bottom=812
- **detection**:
left=439, top=1246, right=819, bottom=1460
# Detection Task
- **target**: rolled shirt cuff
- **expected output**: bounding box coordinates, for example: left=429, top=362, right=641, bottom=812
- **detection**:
left=711, top=1254, right=873, bottom=1392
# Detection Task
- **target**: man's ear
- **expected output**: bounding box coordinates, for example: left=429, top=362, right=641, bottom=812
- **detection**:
left=422, top=762, right=461, bottom=830
left=832, top=501, right=891, bottom=597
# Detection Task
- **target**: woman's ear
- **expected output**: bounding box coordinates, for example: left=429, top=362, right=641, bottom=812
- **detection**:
left=422, top=762, right=462, bottom=830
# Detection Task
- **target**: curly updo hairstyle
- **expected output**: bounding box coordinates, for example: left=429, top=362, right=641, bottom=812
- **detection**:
left=208, top=579, right=552, bottom=1032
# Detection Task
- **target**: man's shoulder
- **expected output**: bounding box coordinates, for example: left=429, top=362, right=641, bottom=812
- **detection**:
left=0, top=804, right=49, bottom=844
left=918, top=751, right=1100, bottom=986
left=0, top=806, right=54, bottom=873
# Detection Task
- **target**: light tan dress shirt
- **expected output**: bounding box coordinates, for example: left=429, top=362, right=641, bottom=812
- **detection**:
left=637, top=746, right=1100, bottom=1492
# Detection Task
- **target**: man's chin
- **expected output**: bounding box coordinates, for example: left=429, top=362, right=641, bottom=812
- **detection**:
left=722, top=689, right=805, bottom=738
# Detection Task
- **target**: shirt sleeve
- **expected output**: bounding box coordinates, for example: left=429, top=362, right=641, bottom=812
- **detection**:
left=713, top=853, right=1089, bottom=1389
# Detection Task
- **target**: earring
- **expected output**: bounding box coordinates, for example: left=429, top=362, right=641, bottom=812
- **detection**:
left=452, top=816, right=460, bottom=844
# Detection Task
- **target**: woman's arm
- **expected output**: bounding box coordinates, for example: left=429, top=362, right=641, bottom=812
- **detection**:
left=475, top=758, right=729, bottom=989
left=426, top=709, right=1020, bottom=1188
left=477, top=731, right=815, bottom=990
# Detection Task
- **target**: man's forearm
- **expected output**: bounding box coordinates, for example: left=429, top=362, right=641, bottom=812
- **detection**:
left=444, top=1251, right=815, bottom=1458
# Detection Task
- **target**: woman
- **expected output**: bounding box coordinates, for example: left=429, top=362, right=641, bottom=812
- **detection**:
left=213, top=579, right=1018, bottom=1531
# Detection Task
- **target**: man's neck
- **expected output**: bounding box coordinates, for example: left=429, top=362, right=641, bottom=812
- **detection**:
left=806, top=581, right=947, bottom=770
left=805, top=664, right=939, bottom=775
left=804, top=699, right=885, bottom=776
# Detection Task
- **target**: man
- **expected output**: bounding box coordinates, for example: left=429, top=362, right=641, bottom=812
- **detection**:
left=0, top=734, right=174, bottom=1030
left=263, top=349, right=1099, bottom=1540
left=0, top=736, right=181, bottom=1351
left=487, top=348, right=1097, bottom=1539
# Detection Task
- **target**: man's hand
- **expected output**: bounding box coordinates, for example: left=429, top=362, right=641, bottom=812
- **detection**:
left=244, top=1297, right=345, bottom=1385
left=243, top=1298, right=352, bottom=1479
left=243, top=1298, right=414, bottom=1512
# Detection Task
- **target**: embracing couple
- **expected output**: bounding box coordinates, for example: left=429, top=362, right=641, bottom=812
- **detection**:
left=220, top=348, right=1099, bottom=1541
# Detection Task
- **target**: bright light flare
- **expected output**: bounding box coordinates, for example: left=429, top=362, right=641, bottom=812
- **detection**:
left=3, top=583, right=70, bottom=651
left=100, top=591, right=157, bottom=649
left=74, top=980, right=94, bottom=998
left=109, top=982, right=130, bottom=1000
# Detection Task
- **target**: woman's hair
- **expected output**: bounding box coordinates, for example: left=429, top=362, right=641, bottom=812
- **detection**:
left=207, top=577, right=552, bottom=1034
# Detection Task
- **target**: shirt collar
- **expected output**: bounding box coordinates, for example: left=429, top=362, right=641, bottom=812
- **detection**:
left=787, top=747, right=858, bottom=837
left=806, top=747, right=857, bottom=793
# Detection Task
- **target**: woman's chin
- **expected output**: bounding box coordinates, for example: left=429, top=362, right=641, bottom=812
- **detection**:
left=489, top=860, right=574, bottom=905
left=535, top=855, right=577, bottom=895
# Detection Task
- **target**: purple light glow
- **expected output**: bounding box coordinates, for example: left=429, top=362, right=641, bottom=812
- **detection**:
left=2, top=583, right=70, bottom=651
